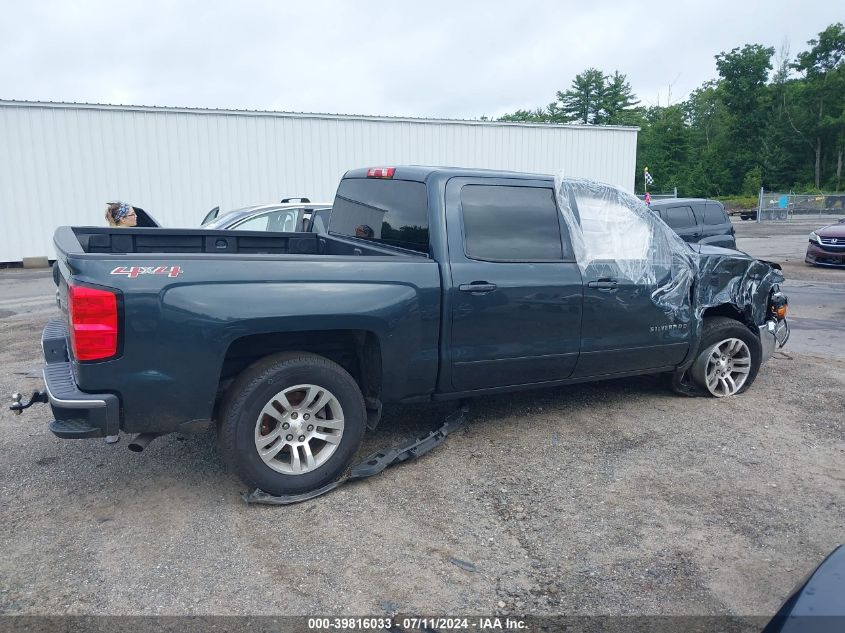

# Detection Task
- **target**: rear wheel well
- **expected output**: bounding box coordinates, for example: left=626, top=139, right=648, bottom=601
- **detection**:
left=217, top=329, right=382, bottom=409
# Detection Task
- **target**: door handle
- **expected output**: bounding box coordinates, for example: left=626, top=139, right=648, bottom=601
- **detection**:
left=458, top=282, right=498, bottom=294
left=587, top=279, right=618, bottom=290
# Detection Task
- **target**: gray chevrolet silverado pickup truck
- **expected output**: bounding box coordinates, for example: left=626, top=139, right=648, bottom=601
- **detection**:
left=13, top=166, right=789, bottom=496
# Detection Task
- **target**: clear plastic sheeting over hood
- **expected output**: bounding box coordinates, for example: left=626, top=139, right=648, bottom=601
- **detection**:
left=554, top=175, right=784, bottom=325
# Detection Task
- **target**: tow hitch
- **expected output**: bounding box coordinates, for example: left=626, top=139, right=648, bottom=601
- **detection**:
left=244, top=402, right=470, bottom=506
left=9, top=391, right=48, bottom=415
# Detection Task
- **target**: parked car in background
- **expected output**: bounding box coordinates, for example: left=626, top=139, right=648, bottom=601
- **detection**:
left=202, top=200, right=332, bottom=233
left=649, top=198, right=737, bottom=249
left=806, top=218, right=845, bottom=267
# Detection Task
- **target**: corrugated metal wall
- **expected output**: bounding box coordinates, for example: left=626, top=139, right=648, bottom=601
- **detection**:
left=0, top=101, right=638, bottom=262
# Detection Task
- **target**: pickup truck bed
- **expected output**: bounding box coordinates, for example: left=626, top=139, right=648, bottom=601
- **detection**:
left=67, top=226, right=413, bottom=257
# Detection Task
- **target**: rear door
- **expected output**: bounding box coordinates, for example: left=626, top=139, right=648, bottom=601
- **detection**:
left=699, top=201, right=736, bottom=248
left=445, top=178, right=583, bottom=392
left=660, top=205, right=699, bottom=243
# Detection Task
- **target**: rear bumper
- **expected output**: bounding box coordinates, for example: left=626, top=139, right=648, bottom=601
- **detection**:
left=759, top=319, right=789, bottom=362
left=42, top=320, right=120, bottom=439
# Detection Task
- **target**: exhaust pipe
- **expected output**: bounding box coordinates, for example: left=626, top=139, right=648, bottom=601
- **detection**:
left=128, top=433, right=160, bottom=452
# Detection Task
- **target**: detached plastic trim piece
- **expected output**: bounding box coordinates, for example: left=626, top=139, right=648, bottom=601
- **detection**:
left=244, top=404, right=469, bottom=506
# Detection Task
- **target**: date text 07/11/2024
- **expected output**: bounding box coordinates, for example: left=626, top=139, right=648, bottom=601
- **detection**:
left=306, top=616, right=527, bottom=630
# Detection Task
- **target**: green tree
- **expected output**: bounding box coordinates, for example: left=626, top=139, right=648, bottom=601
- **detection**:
left=685, top=81, right=726, bottom=153
left=683, top=81, right=731, bottom=195
left=761, top=46, right=800, bottom=190
left=601, top=71, right=641, bottom=124
left=637, top=105, right=690, bottom=193
left=557, top=68, right=605, bottom=124
left=714, top=44, right=775, bottom=193
left=494, top=30, right=845, bottom=194
left=792, top=23, right=845, bottom=188
left=499, top=68, right=640, bottom=126
left=553, top=68, right=641, bottom=124
left=497, top=108, right=550, bottom=123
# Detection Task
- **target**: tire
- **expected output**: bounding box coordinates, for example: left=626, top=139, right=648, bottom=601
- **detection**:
left=690, top=317, right=762, bottom=398
left=218, top=351, right=366, bottom=495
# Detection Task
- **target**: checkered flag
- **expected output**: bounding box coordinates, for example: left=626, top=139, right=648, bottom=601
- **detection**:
left=644, top=168, right=654, bottom=186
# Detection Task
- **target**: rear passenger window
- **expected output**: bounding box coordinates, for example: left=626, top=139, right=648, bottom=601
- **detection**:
left=662, top=206, right=695, bottom=229
left=460, top=185, right=564, bottom=261
left=702, top=204, right=727, bottom=225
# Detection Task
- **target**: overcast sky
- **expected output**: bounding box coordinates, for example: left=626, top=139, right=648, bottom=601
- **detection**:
left=0, top=0, right=838, bottom=119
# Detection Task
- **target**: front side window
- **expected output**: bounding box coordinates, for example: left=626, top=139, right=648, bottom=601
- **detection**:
left=330, top=179, right=429, bottom=253
left=460, top=185, right=564, bottom=261
left=574, top=192, right=652, bottom=261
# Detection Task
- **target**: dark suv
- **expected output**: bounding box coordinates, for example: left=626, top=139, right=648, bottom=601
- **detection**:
left=649, top=198, right=736, bottom=249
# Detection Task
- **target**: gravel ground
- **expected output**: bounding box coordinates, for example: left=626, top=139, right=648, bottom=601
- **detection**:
left=0, top=221, right=843, bottom=617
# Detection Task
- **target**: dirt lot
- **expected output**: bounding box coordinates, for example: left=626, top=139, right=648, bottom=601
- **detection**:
left=0, top=218, right=843, bottom=618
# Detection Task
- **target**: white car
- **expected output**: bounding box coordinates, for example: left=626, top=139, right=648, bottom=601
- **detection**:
left=202, top=198, right=332, bottom=233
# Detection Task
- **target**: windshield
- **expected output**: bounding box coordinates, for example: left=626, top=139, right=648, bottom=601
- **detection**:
left=203, top=210, right=247, bottom=229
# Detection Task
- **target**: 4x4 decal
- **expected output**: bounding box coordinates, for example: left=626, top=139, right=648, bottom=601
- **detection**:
left=110, top=266, right=182, bottom=278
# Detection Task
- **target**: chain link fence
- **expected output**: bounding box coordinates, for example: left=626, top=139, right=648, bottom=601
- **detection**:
left=756, top=190, right=845, bottom=221
left=638, top=188, right=678, bottom=202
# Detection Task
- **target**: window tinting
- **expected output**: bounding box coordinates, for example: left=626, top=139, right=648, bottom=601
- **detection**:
left=702, top=203, right=727, bottom=225
left=330, top=179, right=429, bottom=253
left=662, top=206, right=695, bottom=229
left=460, top=185, right=563, bottom=260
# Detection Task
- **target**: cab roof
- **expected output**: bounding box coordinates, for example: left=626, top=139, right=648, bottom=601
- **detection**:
left=342, top=165, right=554, bottom=183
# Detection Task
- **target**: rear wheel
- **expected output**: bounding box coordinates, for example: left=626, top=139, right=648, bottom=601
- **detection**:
left=690, top=317, right=762, bottom=397
left=218, top=352, right=366, bottom=495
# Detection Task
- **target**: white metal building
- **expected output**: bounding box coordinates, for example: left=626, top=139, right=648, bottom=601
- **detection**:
left=0, top=100, right=639, bottom=263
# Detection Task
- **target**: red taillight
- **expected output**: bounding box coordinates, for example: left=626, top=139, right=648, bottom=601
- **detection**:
left=68, top=284, right=119, bottom=361
left=366, top=167, right=395, bottom=179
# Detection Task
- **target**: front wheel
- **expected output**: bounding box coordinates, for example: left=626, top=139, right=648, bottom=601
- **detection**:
left=690, top=317, right=762, bottom=397
left=218, top=352, right=366, bottom=495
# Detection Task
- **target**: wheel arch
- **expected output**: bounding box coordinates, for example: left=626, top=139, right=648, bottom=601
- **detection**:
left=701, top=303, right=757, bottom=333
left=217, top=329, right=383, bottom=411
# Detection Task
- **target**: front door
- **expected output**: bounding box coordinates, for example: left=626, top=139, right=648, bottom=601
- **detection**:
left=566, top=184, right=692, bottom=377
left=445, top=178, right=583, bottom=392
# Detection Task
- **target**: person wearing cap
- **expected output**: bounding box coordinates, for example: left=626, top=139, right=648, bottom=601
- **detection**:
left=105, top=201, right=138, bottom=227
